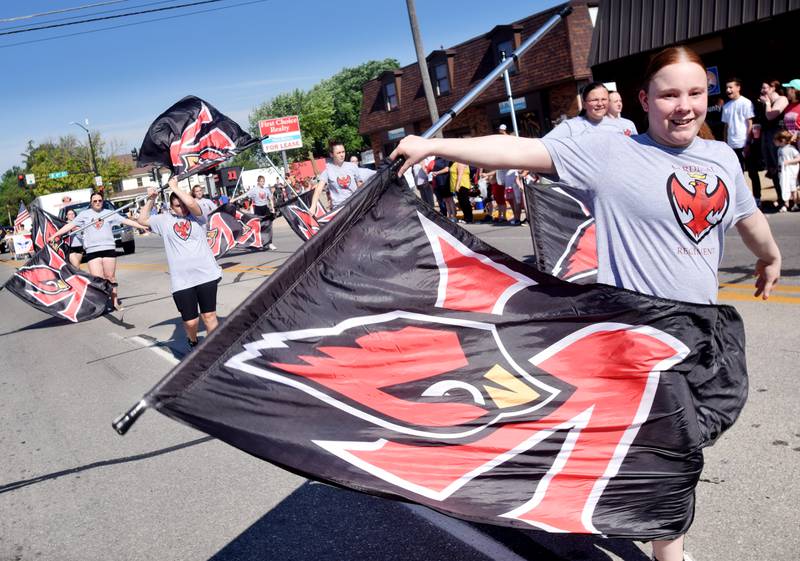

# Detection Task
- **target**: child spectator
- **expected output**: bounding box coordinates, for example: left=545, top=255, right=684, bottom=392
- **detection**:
left=774, top=130, right=800, bottom=212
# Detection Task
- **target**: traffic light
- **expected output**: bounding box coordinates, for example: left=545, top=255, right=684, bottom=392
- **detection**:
left=17, top=174, right=25, bottom=188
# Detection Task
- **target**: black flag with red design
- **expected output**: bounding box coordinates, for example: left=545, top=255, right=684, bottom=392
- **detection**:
left=524, top=182, right=598, bottom=283
left=278, top=190, right=343, bottom=241
left=135, top=165, right=747, bottom=539
left=206, top=204, right=273, bottom=258
left=138, top=96, right=258, bottom=177
left=30, top=204, right=68, bottom=256
left=3, top=245, right=113, bottom=322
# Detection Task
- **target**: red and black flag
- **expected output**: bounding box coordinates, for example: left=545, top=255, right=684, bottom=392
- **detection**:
left=524, top=182, right=597, bottom=283
left=137, top=96, right=258, bottom=177
left=30, top=204, right=68, bottom=256
left=3, top=245, right=113, bottom=322
left=206, top=204, right=273, bottom=258
left=130, top=166, right=747, bottom=539
left=278, top=190, right=343, bottom=241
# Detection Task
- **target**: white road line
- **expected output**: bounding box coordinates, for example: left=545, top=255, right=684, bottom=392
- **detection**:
left=112, top=333, right=180, bottom=366
left=403, top=504, right=530, bottom=561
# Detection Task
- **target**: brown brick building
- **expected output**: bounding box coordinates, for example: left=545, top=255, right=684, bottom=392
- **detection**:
left=358, top=1, right=598, bottom=163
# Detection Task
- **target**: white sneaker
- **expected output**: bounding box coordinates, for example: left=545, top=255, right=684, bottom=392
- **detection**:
left=268, top=243, right=277, bottom=250
left=779, top=206, right=788, bottom=213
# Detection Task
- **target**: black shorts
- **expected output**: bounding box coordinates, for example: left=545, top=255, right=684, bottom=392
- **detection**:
left=435, top=183, right=454, bottom=199
left=68, top=245, right=84, bottom=255
left=253, top=205, right=271, bottom=217
left=172, top=278, right=220, bottom=322
left=85, top=249, right=117, bottom=261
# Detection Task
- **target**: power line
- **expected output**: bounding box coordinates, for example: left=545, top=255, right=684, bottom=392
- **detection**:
left=0, top=0, right=226, bottom=36
left=0, top=0, right=269, bottom=49
left=0, top=1, right=132, bottom=23
left=0, top=0, right=180, bottom=32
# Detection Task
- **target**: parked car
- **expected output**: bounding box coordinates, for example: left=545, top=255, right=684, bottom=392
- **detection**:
left=59, top=201, right=136, bottom=254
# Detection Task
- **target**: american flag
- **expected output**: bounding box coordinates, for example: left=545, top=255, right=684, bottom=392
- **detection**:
left=14, top=201, right=30, bottom=230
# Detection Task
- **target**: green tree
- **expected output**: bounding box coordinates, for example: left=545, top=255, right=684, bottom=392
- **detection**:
left=247, top=58, right=399, bottom=165
left=22, top=133, right=131, bottom=195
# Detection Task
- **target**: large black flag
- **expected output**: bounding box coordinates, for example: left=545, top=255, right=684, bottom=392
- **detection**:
left=135, top=165, right=746, bottom=539
left=206, top=204, right=273, bottom=258
left=138, top=96, right=258, bottom=177
left=3, top=245, right=113, bottom=322
left=30, top=204, right=68, bottom=256
left=524, top=182, right=597, bottom=283
left=278, top=190, right=343, bottom=241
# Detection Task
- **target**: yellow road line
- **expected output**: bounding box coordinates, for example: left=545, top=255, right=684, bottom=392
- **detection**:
left=720, top=282, right=800, bottom=293
left=718, top=292, right=800, bottom=304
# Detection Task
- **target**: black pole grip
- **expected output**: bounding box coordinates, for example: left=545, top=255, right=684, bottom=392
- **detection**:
left=112, top=399, right=148, bottom=435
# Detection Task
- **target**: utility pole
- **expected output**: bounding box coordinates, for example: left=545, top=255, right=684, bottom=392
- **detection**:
left=405, top=0, right=441, bottom=137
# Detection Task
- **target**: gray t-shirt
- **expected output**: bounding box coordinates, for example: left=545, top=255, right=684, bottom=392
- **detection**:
left=319, top=161, right=376, bottom=208
left=610, top=117, right=638, bottom=136
left=148, top=212, right=222, bottom=293
left=540, top=133, right=757, bottom=304
left=72, top=208, right=123, bottom=252
left=545, top=116, right=633, bottom=139
left=246, top=185, right=272, bottom=207
left=196, top=197, right=217, bottom=218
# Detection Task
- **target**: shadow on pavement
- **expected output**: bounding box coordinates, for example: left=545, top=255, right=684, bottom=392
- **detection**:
left=0, top=436, right=213, bottom=494
left=0, top=315, right=67, bottom=337
left=209, top=483, right=490, bottom=561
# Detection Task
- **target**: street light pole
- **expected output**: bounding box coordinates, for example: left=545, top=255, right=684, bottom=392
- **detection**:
left=70, top=119, right=99, bottom=177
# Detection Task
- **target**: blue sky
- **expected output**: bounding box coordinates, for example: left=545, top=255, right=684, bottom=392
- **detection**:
left=0, top=0, right=563, bottom=172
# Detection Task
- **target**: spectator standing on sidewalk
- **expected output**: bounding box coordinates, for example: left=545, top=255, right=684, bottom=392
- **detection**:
left=774, top=131, right=800, bottom=212
left=721, top=79, right=755, bottom=167
left=450, top=160, right=473, bottom=223
left=412, top=156, right=435, bottom=207
left=759, top=80, right=789, bottom=207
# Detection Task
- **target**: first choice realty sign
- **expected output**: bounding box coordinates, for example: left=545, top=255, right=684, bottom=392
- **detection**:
left=259, top=116, right=302, bottom=154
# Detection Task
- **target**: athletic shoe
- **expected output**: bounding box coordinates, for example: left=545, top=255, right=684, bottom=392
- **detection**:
left=187, top=338, right=198, bottom=349
left=779, top=206, right=788, bottom=213
left=268, top=243, right=277, bottom=250
left=508, top=219, right=521, bottom=226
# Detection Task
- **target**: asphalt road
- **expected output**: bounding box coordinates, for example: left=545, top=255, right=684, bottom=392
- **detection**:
left=1, top=209, right=797, bottom=561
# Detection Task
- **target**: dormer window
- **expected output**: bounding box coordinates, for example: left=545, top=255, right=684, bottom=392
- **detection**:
left=434, top=63, right=450, bottom=96
left=488, top=24, right=522, bottom=74
left=380, top=70, right=403, bottom=111
left=384, top=81, right=399, bottom=111
left=426, top=49, right=455, bottom=98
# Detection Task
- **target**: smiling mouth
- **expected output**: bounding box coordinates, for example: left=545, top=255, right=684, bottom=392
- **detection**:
left=670, top=117, right=694, bottom=126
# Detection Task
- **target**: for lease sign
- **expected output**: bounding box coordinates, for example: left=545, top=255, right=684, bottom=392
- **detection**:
left=259, top=116, right=302, bottom=153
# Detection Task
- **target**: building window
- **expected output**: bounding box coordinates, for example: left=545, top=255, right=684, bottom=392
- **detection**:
left=136, top=177, right=143, bottom=187
left=384, top=81, right=399, bottom=111
left=496, top=39, right=517, bottom=74
left=434, top=63, right=450, bottom=96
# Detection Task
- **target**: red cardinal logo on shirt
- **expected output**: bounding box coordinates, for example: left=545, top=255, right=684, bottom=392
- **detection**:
left=94, top=219, right=104, bottom=229
left=667, top=172, right=729, bottom=244
left=336, top=175, right=353, bottom=190
left=173, top=219, right=192, bottom=241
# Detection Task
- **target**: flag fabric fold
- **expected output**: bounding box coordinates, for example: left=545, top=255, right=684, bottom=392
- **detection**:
left=138, top=96, right=258, bottom=177
left=206, top=204, right=273, bottom=258
left=30, top=204, right=69, bottom=256
left=524, top=182, right=598, bottom=283
left=140, top=165, right=747, bottom=539
left=277, top=190, right=342, bottom=241
left=4, top=245, right=113, bottom=322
